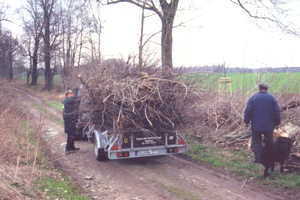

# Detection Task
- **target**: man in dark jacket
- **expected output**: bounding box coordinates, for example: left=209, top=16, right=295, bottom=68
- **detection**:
left=63, top=90, right=80, bottom=154
left=244, top=83, right=280, bottom=163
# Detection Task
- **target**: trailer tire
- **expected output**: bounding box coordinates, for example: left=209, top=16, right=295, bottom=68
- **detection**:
left=93, top=139, right=107, bottom=161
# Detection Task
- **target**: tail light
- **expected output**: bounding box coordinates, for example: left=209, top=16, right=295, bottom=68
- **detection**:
left=179, top=139, right=185, bottom=145
left=117, top=152, right=129, bottom=158
left=168, top=147, right=180, bottom=153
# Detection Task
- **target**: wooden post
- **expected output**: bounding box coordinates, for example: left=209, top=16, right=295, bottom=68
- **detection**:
left=219, top=77, right=232, bottom=96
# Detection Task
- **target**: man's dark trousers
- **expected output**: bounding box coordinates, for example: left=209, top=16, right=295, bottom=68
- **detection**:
left=252, top=131, right=273, bottom=163
left=66, top=127, right=76, bottom=150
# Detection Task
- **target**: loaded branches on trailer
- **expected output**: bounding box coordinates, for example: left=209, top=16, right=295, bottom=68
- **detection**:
left=79, top=68, right=195, bottom=136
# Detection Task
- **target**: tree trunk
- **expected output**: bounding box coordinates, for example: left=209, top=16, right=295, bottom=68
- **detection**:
left=160, top=0, right=178, bottom=71
left=77, top=31, right=83, bottom=67
left=8, top=40, right=13, bottom=81
left=31, top=39, right=39, bottom=85
left=8, top=59, right=13, bottom=81
left=161, top=17, right=173, bottom=71
left=41, top=0, right=56, bottom=91
left=138, top=3, right=145, bottom=68
left=97, top=32, right=101, bottom=62
left=104, top=0, right=179, bottom=71
left=44, top=17, right=52, bottom=91
left=27, top=72, right=31, bottom=85
left=65, top=14, right=72, bottom=74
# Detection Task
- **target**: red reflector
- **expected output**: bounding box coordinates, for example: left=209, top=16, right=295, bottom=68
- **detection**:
left=174, top=147, right=179, bottom=153
left=116, top=152, right=129, bottom=158
left=111, top=145, right=118, bottom=150
left=179, top=139, right=185, bottom=145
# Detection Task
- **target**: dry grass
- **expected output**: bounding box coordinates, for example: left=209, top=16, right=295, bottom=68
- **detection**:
left=0, top=80, right=44, bottom=199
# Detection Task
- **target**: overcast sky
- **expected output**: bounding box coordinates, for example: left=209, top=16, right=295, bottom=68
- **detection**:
left=2, top=0, right=300, bottom=68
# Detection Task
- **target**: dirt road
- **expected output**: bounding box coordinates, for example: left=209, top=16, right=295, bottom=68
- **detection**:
left=8, top=83, right=290, bottom=200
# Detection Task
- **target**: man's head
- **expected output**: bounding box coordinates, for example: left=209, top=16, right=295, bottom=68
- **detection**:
left=65, top=90, right=75, bottom=98
left=259, top=82, right=268, bottom=91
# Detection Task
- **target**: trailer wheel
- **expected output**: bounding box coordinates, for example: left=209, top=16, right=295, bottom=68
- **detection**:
left=93, top=139, right=107, bottom=161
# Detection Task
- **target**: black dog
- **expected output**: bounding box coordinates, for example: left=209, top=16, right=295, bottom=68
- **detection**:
left=260, top=137, right=292, bottom=178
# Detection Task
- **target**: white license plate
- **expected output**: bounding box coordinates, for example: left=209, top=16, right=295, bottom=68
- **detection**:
left=138, top=149, right=159, bottom=156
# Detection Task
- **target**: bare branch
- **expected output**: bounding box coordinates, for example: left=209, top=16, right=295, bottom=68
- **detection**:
left=230, top=0, right=300, bottom=36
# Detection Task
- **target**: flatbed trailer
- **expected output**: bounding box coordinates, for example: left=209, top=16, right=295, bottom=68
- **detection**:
left=82, top=122, right=188, bottom=161
left=67, top=84, right=188, bottom=161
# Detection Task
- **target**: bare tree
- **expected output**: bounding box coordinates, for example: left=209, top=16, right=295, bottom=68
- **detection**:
left=21, top=0, right=44, bottom=85
left=98, top=0, right=179, bottom=71
left=0, top=30, right=20, bottom=80
left=7, top=34, right=19, bottom=80
left=39, top=0, right=60, bottom=91
left=138, top=1, right=146, bottom=68
left=137, top=1, right=161, bottom=68
left=59, top=0, right=73, bottom=76
left=21, top=34, right=33, bottom=84
left=41, top=0, right=55, bottom=90
left=64, top=0, right=104, bottom=66
left=56, top=0, right=91, bottom=90
left=89, top=3, right=103, bottom=63
left=72, top=3, right=95, bottom=67
left=0, top=2, right=9, bottom=24
left=230, top=0, right=300, bottom=36
left=82, top=1, right=103, bottom=64
left=0, top=31, right=10, bottom=77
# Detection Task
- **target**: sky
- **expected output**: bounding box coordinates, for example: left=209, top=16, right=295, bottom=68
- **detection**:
left=2, top=0, right=300, bottom=69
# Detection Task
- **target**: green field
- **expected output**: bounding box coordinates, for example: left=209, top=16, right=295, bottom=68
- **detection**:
left=19, top=72, right=300, bottom=94
left=18, top=74, right=61, bottom=83
left=185, top=72, right=300, bottom=94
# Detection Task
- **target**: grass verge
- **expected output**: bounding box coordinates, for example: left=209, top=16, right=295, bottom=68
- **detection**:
left=37, top=176, right=88, bottom=200
left=186, top=135, right=300, bottom=190
left=35, top=104, right=64, bottom=126
left=0, top=84, right=87, bottom=199
left=47, top=101, right=64, bottom=111
left=159, top=184, right=202, bottom=200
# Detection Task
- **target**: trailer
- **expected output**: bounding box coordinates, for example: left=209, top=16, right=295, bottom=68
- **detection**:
left=66, top=84, right=188, bottom=160
left=80, top=120, right=188, bottom=161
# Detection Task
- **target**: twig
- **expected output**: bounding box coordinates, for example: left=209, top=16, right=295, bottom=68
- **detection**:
left=30, top=104, right=43, bottom=185
left=240, top=179, right=247, bottom=189
left=284, top=165, right=300, bottom=169
left=156, top=82, right=164, bottom=104
left=144, top=106, right=153, bottom=127
left=26, top=114, right=29, bottom=166
left=14, top=155, right=20, bottom=182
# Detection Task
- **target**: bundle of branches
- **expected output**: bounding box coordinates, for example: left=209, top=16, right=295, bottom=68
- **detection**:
left=187, top=93, right=248, bottom=146
left=80, top=68, right=198, bottom=135
left=280, top=95, right=300, bottom=126
left=63, top=58, right=132, bottom=91
left=280, top=95, right=300, bottom=165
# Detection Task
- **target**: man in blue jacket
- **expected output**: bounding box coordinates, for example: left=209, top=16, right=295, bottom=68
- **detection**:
left=244, top=83, right=280, bottom=163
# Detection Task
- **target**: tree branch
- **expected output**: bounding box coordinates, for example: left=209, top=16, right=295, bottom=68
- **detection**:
left=230, top=0, right=300, bottom=36
left=102, top=0, right=163, bottom=19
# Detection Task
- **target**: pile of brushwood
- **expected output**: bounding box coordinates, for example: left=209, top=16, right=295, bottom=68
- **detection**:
left=78, top=67, right=200, bottom=136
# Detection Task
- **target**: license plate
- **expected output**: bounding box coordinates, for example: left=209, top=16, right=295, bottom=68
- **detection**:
left=138, top=149, right=159, bottom=156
